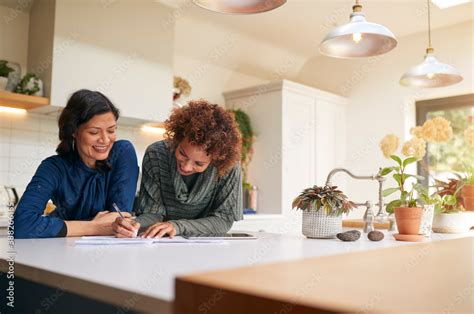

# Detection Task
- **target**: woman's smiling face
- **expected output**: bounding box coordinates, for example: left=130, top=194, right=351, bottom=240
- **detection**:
left=175, top=138, right=212, bottom=176
left=75, top=112, right=117, bottom=168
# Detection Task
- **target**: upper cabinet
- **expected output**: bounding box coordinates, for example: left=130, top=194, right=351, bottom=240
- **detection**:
left=28, top=0, right=175, bottom=123
left=225, top=80, right=348, bottom=215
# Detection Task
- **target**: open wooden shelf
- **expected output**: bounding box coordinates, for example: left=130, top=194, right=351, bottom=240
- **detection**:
left=0, top=90, right=49, bottom=110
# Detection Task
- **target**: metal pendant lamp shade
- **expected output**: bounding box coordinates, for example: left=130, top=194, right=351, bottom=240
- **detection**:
left=319, top=2, right=397, bottom=58
left=400, top=48, right=463, bottom=88
left=400, top=0, right=463, bottom=88
left=192, top=0, right=286, bottom=14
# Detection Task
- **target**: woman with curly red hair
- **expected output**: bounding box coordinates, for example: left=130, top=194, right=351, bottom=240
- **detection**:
left=113, top=100, right=243, bottom=237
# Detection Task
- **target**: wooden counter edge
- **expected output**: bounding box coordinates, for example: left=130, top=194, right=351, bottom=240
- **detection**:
left=0, top=259, right=171, bottom=314
left=174, top=237, right=474, bottom=314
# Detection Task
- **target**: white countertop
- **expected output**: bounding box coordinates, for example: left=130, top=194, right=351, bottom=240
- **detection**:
left=1, top=229, right=473, bottom=304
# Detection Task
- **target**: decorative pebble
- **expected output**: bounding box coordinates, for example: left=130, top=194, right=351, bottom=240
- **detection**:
left=368, top=230, right=384, bottom=241
left=336, top=230, right=361, bottom=242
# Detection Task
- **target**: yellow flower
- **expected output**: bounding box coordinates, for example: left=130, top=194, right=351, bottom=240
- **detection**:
left=420, top=117, right=453, bottom=143
left=173, top=76, right=192, bottom=97
left=410, top=126, right=423, bottom=138
left=380, top=134, right=399, bottom=158
left=402, top=137, right=426, bottom=159
left=465, top=127, right=474, bottom=147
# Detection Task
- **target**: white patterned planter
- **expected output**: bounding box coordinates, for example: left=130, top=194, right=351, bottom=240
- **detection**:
left=302, top=209, right=342, bottom=239
left=432, top=212, right=471, bottom=234
left=419, top=204, right=435, bottom=237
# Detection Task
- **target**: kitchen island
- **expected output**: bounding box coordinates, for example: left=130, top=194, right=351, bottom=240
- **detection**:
left=1, top=230, right=472, bottom=313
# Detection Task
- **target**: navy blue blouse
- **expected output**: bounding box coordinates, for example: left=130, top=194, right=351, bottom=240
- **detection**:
left=14, top=140, right=139, bottom=238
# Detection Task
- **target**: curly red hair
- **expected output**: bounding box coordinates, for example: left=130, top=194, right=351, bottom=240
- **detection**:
left=164, top=99, right=241, bottom=177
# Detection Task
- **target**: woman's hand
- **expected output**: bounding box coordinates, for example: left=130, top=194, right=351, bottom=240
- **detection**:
left=92, top=211, right=131, bottom=235
left=142, top=222, right=176, bottom=238
left=112, top=217, right=140, bottom=238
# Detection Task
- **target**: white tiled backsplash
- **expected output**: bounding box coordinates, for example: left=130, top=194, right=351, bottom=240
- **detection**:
left=0, top=112, right=162, bottom=196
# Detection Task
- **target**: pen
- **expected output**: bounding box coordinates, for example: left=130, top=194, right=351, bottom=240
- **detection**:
left=112, top=202, right=138, bottom=237
left=112, top=202, right=125, bottom=219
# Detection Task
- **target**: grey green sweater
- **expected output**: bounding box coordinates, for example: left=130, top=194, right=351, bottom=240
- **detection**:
left=135, top=140, right=243, bottom=235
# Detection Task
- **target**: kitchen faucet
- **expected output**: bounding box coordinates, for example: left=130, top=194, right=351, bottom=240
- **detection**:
left=325, top=168, right=389, bottom=232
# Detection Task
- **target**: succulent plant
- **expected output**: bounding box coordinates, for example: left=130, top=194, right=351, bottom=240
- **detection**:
left=292, top=185, right=356, bottom=216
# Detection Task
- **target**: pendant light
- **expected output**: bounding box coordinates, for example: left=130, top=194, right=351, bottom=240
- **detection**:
left=400, top=0, right=463, bottom=88
left=319, top=0, right=397, bottom=58
left=192, top=0, right=286, bottom=14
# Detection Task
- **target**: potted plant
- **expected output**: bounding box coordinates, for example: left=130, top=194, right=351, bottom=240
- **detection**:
left=229, top=109, right=256, bottom=212
left=292, top=185, right=356, bottom=238
left=173, top=76, right=191, bottom=105
left=380, top=155, right=425, bottom=237
left=432, top=177, right=471, bottom=233
left=14, top=73, right=43, bottom=96
left=461, top=166, right=474, bottom=211
left=0, top=60, right=14, bottom=91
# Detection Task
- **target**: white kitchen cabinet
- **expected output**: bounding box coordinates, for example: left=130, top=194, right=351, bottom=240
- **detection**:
left=27, top=0, right=175, bottom=123
left=224, top=80, right=348, bottom=223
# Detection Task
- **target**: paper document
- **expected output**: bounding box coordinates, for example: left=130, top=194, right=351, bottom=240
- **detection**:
left=75, top=236, right=224, bottom=245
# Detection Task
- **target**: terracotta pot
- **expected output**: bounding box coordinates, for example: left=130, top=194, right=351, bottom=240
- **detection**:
left=394, top=207, right=423, bottom=235
left=461, top=184, right=474, bottom=211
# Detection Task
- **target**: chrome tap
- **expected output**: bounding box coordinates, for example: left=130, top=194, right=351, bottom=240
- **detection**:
left=325, top=168, right=389, bottom=227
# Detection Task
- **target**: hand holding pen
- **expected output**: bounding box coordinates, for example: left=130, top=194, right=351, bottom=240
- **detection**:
left=112, top=203, right=140, bottom=238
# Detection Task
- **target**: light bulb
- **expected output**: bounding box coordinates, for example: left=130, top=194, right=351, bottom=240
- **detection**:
left=352, top=33, right=362, bottom=43
left=427, top=73, right=435, bottom=79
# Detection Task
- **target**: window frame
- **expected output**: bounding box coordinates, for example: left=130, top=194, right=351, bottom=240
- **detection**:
left=416, top=93, right=474, bottom=180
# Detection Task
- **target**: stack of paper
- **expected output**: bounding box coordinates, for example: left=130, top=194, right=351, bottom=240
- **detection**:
left=75, top=236, right=225, bottom=245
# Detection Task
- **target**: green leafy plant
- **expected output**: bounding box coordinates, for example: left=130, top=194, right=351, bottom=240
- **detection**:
left=433, top=177, right=464, bottom=213
left=14, top=73, right=40, bottom=95
left=292, top=185, right=356, bottom=216
left=229, top=109, right=254, bottom=188
left=0, top=60, right=13, bottom=78
left=463, top=166, right=474, bottom=185
left=380, top=155, right=425, bottom=213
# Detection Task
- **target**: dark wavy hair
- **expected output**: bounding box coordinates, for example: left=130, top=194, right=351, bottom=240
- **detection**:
left=56, top=89, right=120, bottom=170
left=164, top=99, right=241, bottom=177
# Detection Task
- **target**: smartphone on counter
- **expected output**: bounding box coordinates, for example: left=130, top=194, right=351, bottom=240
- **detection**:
left=183, top=233, right=257, bottom=240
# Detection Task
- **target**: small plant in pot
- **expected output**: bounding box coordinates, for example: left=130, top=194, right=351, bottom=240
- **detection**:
left=432, top=177, right=471, bottom=233
left=292, top=185, right=356, bottom=239
left=0, top=60, right=14, bottom=91
left=380, top=155, right=425, bottom=239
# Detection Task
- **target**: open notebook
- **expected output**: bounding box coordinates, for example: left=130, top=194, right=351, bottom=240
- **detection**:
left=75, top=236, right=224, bottom=245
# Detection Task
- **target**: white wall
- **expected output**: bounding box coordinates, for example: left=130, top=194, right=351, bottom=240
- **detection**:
left=47, top=0, right=175, bottom=122
left=173, top=53, right=268, bottom=106
left=0, top=4, right=29, bottom=75
left=0, top=112, right=162, bottom=195
left=343, top=21, right=473, bottom=218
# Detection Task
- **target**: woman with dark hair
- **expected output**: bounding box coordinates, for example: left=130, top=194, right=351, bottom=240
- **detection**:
left=14, top=89, right=139, bottom=238
left=113, top=100, right=242, bottom=238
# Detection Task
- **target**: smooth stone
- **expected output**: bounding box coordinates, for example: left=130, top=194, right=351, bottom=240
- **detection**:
left=336, top=230, right=361, bottom=242
left=368, top=230, right=384, bottom=241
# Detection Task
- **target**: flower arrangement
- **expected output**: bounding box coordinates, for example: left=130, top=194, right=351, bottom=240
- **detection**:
left=292, top=185, right=356, bottom=216
left=464, top=127, right=474, bottom=147
left=173, top=76, right=191, bottom=101
left=380, top=134, right=399, bottom=158
left=410, top=116, right=453, bottom=143
left=14, top=73, right=41, bottom=95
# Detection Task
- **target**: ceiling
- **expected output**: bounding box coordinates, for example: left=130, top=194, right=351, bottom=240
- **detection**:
left=162, top=0, right=473, bottom=58
left=2, top=0, right=472, bottom=93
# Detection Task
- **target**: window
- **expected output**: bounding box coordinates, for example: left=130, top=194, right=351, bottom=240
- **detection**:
left=416, top=94, right=474, bottom=183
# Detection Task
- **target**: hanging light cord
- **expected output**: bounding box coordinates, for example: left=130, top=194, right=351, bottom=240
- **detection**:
left=427, top=0, right=432, bottom=49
